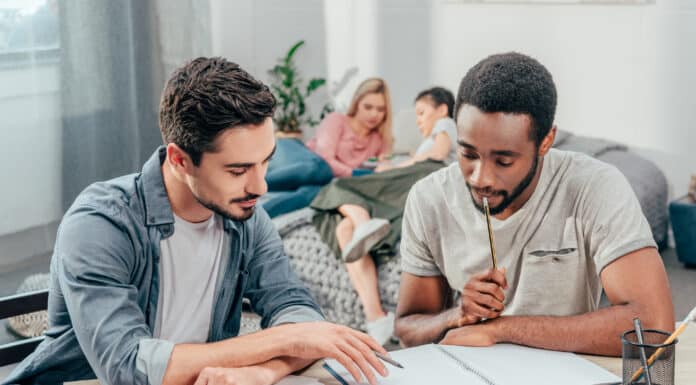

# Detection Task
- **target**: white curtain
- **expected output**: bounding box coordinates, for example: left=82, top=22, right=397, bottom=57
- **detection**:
left=0, top=0, right=212, bottom=270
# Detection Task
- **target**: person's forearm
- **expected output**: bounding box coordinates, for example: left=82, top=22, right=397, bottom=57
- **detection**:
left=249, top=356, right=315, bottom=384
left=327, top=158, right=352, bottom=177
left=395, top=158, right=416, bottom=169
left=162, top=325, right=296, bottom=385
left=396, top=308, right=458, bottom=347
left=488, top=304, right=675, bottom=356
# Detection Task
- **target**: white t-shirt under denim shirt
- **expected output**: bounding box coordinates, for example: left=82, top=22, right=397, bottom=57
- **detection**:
left=400, top=149, right=656, bottom=316
left=414, top=117, right=458, bottom=164
left=155, top=213, right=225, bottom=343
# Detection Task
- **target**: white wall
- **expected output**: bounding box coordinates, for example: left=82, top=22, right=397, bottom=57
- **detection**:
left=208, top=0, right=433, bottom=141
left=0, top=64, right=61, bottom=236
left=653, top=0, right=696, bottom=196
left=209, top=0, right=696, bottom=195
left=430, top=1, right=696, bottom=196
left=209, top=0, right=330, bottom=138
left=324, top=0, right=378, bottom=111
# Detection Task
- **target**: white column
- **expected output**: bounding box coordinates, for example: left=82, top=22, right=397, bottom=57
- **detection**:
left=654, top=0, right=696, bottom=194
left=323, top=0, right=378, bottom=111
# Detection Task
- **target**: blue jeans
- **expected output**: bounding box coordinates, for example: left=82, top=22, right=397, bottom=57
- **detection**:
left=262, top=138, right=333, bottom=217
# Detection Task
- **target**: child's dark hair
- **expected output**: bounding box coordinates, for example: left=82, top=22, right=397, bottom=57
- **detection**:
left=415, top=87, right=455, bottom=118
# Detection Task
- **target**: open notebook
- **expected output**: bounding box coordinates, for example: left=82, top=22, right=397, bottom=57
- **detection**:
left=325, top=343, right=621, bottom=385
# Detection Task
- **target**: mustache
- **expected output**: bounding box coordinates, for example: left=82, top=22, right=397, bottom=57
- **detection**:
left=229, top=194, right=260, bottom=204
left=470, top=187, right=506, bottom=197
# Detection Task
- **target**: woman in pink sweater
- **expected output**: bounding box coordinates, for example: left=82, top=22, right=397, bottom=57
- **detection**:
left=262, top=78, right=393, bottom=217
left=307, top=78, right=393, bottom=177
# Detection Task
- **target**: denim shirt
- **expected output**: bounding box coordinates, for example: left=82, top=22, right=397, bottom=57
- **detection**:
left=3, top=147, right=323, bottom=385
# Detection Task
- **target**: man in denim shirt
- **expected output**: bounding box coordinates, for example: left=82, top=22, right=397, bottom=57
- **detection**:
left=3, top=58, right=389, bottom=385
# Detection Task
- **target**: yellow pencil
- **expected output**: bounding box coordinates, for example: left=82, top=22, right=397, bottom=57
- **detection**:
left=482, top=197, right=498, bottom=270
left=630, top=305, right=696, bottom=382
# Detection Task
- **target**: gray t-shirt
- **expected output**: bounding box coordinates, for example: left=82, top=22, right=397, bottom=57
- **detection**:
left=415, top=117, right=458, bottom=164
left=155, top=213, right=225, bottom=343
left=400, top=149, right=656, bottom=316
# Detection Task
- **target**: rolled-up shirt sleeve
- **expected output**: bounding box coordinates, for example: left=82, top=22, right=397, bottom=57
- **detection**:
left=136, top=339, right=175, bottom=385
left=57, top=208, right=170, bottom=385
left=269, top=305, right=323, bottom=326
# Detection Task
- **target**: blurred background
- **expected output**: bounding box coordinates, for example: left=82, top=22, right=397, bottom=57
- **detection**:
left=0, top=0, right=695, bottom=337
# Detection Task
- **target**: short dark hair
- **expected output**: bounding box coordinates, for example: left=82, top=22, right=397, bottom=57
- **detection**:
left=454, top=52, right=557, bottom=147
left=415, top=87, right=455, bottom=118
left=159, top=57, right=276, bottom=165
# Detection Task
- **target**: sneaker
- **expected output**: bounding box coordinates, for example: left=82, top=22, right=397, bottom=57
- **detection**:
left=366, top=312, right=395, bottom=346
left=341, top=218, right=391, bottom=263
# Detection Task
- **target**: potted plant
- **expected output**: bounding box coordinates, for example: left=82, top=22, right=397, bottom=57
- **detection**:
left=268, top=40, right=333, bottom=137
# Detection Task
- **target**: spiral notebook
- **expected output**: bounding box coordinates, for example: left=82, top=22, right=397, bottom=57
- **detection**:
left=324, top=343, right=621, bottom=385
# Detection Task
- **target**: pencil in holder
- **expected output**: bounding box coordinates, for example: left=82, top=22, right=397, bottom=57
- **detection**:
left=621, top=329, right=677, bottom=385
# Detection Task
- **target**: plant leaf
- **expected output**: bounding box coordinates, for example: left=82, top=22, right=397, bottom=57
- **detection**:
left=291, top=88, right=305, bottom=116
left=320, top=103, right=334, bottom=119
left=271, top=85, right=291, bottom=109
left=279, top=66, right=293, bottom=88
left=305, top=78, right=326, bottom=96
left=285, top=40, right=305, bottom=66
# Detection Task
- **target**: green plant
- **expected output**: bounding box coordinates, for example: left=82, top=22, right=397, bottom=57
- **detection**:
left=269, top=40, right=333, bottom=133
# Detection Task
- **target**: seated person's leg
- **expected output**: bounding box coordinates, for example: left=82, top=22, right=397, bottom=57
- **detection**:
left=261, top=185, right=325, bottom=218
left=336, top=217, right=393, bottom=346
left=267, top=139, right=333, bottom=191
left=268, top=138, right=308, bottom=168
left=338, top=204, right=390, bottom=263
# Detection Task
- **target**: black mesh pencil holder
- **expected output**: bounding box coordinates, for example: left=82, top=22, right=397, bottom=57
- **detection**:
left=621, top=329, right=677, bottom=385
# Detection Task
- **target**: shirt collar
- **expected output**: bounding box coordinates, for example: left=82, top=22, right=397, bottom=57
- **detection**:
left=141, top=146, right=174, bottom=226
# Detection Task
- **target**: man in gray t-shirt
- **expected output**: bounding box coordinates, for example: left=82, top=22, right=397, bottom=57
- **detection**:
left=394, top=53, right=674, bottom=356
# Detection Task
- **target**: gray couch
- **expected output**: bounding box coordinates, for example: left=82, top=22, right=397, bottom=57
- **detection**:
left=268, top=130, right=669, bottom=331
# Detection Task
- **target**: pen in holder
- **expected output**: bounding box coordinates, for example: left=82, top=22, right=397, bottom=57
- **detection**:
left=621, top=329, right=677, bottom=385
left=632, top=318, right=653, bottom=385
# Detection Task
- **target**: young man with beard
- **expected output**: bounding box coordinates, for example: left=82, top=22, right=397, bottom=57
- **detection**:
left=393, top=52, right=674, bottom=355
left=3, top=58, right=389, bottom=385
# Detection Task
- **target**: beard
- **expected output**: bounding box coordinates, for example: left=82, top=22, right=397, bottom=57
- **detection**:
left=467, top=155, right=539, bottom=216
left=194, top=193, right=260, bottom=222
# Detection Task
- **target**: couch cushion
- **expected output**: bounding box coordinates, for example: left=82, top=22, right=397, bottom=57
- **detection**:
left=275, top=209, right=402, bottom=330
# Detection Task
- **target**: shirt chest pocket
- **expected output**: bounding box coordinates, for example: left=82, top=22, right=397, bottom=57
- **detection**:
left=515, top=217, right=587, bottom=316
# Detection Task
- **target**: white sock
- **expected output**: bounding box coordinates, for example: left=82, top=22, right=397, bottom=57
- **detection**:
left=366, top=312, right=395, bottom=346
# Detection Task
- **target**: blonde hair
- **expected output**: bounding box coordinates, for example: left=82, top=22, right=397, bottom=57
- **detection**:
left=346, top=78, right=393, bottom=154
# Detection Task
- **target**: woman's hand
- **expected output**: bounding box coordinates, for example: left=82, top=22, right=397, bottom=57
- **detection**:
left=374, top=163, right=393, bottom=172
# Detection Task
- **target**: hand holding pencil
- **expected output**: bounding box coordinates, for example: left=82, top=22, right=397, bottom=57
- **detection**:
left=457, top=269, right=508, bottom=325
left=452, top=197, right=509, bottom=326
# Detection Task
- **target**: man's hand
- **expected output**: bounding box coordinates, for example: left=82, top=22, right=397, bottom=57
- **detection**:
left=458, top=268, right=507, bottom=323
left=440, top=322, right=498, bottom=347
left=193, top=366, right=273, bottom=385
left=281, top=322, right=389, bottom=385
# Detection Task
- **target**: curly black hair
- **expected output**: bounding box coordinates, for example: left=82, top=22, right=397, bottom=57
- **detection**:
left=415, top=87, right=455, bottom=118
left=159, top=57, right=276, bottom=166
left=454, top=52, right=557, bottom=147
